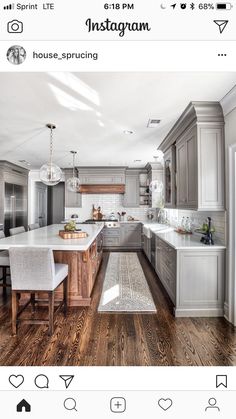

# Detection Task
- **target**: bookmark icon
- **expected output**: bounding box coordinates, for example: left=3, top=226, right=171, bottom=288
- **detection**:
left=59, top=375, right=74, bottom=389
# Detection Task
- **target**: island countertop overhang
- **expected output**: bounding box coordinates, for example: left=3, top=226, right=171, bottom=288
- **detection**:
left=0, top=224, right=104, bottom=251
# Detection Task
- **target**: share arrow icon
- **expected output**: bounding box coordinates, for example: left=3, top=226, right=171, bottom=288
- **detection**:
left=59, top=375, right=74, bottom=389
left=214, top=20, right=229, bottom=34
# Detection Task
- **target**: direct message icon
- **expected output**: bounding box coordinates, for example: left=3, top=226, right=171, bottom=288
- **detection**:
left=59, top=375, right=74, bottom=389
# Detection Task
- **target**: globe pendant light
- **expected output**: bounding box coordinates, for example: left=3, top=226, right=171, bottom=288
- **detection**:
left=39, top=123, right=62, bottom=186
left=66, top=151, right=81, bottom=192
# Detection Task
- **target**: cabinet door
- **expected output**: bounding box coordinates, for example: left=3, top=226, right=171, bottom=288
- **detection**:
left=164, top=146, right=176, bottom=208
left=176, top=127, right=197, bottom=209
left=64, top=170, right=82, bottom=208
left=120, top=224, right=142, bottom=247
left=176, top=141, right=187, bottom=206
left=123, top=172, right=140, bottom=207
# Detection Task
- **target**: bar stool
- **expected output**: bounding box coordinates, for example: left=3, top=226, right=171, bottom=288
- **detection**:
left=9, top=226, right=26, bottom=236
left=9, top=247, right=68, bottom=336
left=0, top=231, right=10, bottom=298
left=28, top=223, right=40, bottom=231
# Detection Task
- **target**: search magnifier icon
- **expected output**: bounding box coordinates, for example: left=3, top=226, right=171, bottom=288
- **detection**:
left=64, top=398, right=77, bottom=411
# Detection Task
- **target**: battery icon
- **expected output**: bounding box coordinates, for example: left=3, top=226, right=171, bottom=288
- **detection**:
left=216, top=3, right=233, bottom=9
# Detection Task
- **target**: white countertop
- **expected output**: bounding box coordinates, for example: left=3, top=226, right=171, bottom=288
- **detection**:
left=155, top=229, right=226, bottom=250
left=0, top=224, right=104, bottom=251
left=142, top=223, right=226, bottom=250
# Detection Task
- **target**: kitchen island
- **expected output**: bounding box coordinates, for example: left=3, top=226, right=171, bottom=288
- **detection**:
left=0, top=224, right=104, bottom=306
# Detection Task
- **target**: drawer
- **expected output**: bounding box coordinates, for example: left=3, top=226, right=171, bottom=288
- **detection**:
left=102, top=228, right=120, bottom=237
left=103, top=237, right=120, bottom=247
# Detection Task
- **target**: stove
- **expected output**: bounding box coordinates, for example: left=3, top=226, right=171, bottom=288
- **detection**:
left=83, top=219, right=120, bottom=228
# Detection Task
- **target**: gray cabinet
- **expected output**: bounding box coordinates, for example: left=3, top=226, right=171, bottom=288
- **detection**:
left=155, top=236, right=176, bottom=303
left=64, top=169, right=82, bottom=208
left=143, top=235, right=151, bottom=261
left=164, top=146, right=176, bottom=208
left=120, top=223, right=142, bottom=248
left=123, top=170, right=140, bottom=207
left=158, top=102, right=225, bottom=211
left=155, top=233, right=225, bottom=316
left=79, top=167, right=125, bottom=185
left=176, top=126, right=198, bottom=208
left=102, top=223, right=142, bottom=249
left=102, top=227, right=120, bottom=248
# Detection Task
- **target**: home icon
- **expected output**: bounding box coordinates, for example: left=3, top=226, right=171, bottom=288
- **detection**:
left=16, top=399, right=31, bottom=412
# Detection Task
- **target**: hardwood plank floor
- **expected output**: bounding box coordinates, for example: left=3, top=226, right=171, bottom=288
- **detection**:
left=0, top=251, right=235, bottom=366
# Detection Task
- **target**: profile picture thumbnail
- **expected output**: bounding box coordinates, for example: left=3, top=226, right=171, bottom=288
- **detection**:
left=7, top=45, right=26, bottom=65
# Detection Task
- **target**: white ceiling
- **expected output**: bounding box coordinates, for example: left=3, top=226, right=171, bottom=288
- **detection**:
left=0, top=72, right=235, bottom=169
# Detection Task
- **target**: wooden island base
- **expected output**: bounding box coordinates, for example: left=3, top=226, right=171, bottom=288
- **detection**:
left=53, top=234, right=103, bottom=307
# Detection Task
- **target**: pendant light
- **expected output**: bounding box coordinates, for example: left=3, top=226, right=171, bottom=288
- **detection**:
left=66, top=151, right=81, bottom=192
left=39, top=123, right=62, bottom=186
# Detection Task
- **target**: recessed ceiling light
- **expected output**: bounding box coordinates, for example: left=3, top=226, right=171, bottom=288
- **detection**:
left=147, top=119, right=161, bottom=128
left=123, top=130, right=134, bottom=135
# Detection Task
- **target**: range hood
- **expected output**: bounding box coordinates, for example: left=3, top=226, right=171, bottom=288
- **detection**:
left=80, top=184, right=125, bottom=194
left=78, top=167, right=126, bottom=194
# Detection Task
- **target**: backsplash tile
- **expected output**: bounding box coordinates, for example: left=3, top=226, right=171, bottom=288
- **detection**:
left=65, top=194, right=149, bottom=222
left=165, top=209, right=226, bottom=244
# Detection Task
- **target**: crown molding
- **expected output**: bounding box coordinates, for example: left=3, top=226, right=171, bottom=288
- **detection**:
left=221, top=85, right=236, bottom=116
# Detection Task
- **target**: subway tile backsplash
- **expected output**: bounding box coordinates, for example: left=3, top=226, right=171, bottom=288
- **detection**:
left=165, top=209, right=226, bottom=245
left=65, top=194, right=149, bottom=222
left=65, top=195, right=226, bottom=245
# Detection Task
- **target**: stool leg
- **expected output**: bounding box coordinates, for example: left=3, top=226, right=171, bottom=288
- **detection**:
left=30, top=293, right=36, bottom=312
left=2, top=267, right=7, bottom=299
left=12, top=291, right=17, bottom=336
left=63, top=276, right=68, bottom=316
left=48, top=291, right=54, bottom=336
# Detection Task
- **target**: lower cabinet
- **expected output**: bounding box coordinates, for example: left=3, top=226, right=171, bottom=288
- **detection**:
left=120, top=223, right=142, bottom=248
left=102, top=223, right=142, bottom=249
left=155, top=237, right=176, bottom=304
left=143, top=236, right=151, bottom=261
left=155, top=235, right=225, bottom=317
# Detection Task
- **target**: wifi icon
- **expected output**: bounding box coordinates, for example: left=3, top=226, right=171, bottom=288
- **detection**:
left=3, top=3, right=14, bottom=9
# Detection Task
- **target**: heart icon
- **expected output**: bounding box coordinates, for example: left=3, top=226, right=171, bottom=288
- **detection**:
left=158, top=398, right=173, bottom=411
left=9, top=375, right=24, bottom=388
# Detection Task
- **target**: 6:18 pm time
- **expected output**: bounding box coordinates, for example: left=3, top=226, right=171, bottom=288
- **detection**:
left=104, top=3, right=135, bottom=10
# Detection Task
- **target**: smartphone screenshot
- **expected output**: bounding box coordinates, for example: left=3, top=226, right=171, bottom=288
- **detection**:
left=0, top=0, right=236, bottom=417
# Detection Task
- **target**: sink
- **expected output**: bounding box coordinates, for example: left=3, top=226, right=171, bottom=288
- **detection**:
left=143, top=223, right=170, bottom=238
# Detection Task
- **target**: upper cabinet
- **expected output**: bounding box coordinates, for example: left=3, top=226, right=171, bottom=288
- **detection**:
left=79, top=167, right=125, bottom=185
left=123, top=169, right=140, bottom=207
left=164, top=146, right=176, bottom=208
left=64, top=169, right=82, bottom=208
left=159, top=102, right=225, bottom=211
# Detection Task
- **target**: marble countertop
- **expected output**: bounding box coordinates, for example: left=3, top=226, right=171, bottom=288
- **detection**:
left=142, top=223, right=225, bottom=250
left=154, top=229, right=226, bottom=250
left=0, top=224, right=104, bottom=251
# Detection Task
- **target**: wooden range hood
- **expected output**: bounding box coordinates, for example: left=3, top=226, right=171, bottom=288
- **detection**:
left=80, top=184, right=125, bottom=194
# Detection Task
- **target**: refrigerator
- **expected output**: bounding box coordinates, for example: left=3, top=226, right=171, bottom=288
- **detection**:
left=4, top=182, right=28, bottom=236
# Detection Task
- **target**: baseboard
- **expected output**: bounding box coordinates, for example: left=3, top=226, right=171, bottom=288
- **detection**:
left=174, top=308, right=224, bottom=317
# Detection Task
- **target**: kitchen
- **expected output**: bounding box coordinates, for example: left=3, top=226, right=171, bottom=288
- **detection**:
left=0, top=72, right=236, bottom=366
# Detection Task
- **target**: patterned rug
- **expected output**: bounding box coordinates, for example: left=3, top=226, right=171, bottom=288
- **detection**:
left=98, top=252, right=156, bottom=312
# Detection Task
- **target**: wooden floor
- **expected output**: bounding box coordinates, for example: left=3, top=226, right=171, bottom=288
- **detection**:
left=0, top=251, right=235, bottom=366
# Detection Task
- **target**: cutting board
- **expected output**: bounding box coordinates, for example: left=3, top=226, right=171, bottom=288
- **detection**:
left=59, top=230, right=88, bottom=239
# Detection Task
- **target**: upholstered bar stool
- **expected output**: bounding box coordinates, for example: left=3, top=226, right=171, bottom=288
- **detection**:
left=28, top=223, right=40, bottom=231
left=0, top=231, right=10, bottom=298
left=9, top=247, right=68, bottom=336
left=9, top=226, right=26, bottom=236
